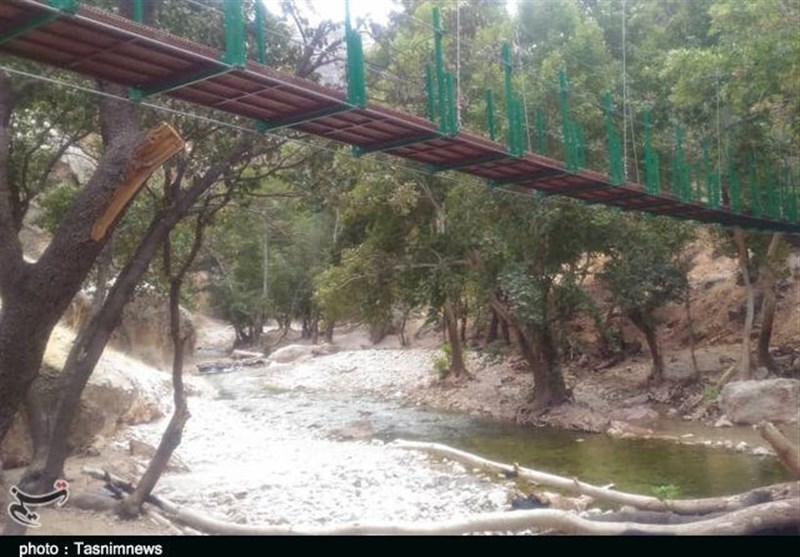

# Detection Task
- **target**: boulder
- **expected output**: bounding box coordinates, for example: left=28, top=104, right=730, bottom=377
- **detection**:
left=1, top=326, right=171, bottom=469
left=537, top=403, right=610, bottom=433
left=609, top=405, right=660, bottom=428
left=269, top=343, right=336, bottom=364
left=269, top=344, right=316, bottom=363
left=719, top=379, right=800, bottom=425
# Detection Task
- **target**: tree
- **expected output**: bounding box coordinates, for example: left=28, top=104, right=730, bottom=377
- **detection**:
left=600, top=216, right=693, bottom=383
left=470, top=193, right=612, bottom=412
left=2, top=0, right=346, bottom=501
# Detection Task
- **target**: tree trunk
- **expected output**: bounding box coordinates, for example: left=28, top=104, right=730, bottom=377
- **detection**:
left=0, top=80, right=143, bottom=442
left=118, top=175, right=214, bottom=518
left=485, top=308, right=499, bottom=346
left=757, top=234, right=782, bottom=374
left=500, top=315, right=510, bottom=344
left=630, top=313, right=664, bottom=384
left=733, top=230, right=755, bottom=380
left=324, top=320, right=335, bottom=343
left=490, top=295, right=567, bottom=411
left=530, top=327, right=570, bottom=410
left=118, top=279, right=190, bottom=518
left=443, top=302, right=466, bottom=378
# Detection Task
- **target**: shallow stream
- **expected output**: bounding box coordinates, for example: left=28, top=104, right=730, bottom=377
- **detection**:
left=124, top=350, right=790, bottom=526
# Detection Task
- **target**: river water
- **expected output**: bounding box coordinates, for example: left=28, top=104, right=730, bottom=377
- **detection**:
left=122, top=348, right=790, bottom=528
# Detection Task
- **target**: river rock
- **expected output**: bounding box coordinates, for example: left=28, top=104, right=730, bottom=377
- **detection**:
left=330, top=418, right=374, bottom=440
left=269, top=344, right=315, bottom=363
left=609, top=405, right=660, bottom=427
left=714, top=415, right=733, bottom=428
left=537, top=403, right=609, bottom=433
left=607, top=420, right=653, bottom=438
left=719, top=379, right=800, bottom=424
left=663, top=352, right=722, bottom=381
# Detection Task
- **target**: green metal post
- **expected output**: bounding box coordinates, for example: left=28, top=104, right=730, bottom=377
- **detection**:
left=222, top=0, right=246, bottom=67
left=603, top=92, right=624, bottom=185
left=748, top=157, right=762, bottom=216
left=517, top=100, right=528, bottom=152
left=345, top=0, right=366, bottom=107
left=254, top=0, right=267, bottom=65
left=502, top=42, right=517, bottom=154
left=693, top=163, right=703, bottom=203
left=559, top=71, right=578, bottom=171
left=485, top=89, right=496, bottom=141
left=672, top=125, right=690, bottom=201
left=50, top=0, right=80, bottom=11
left=445, top=71, right=457, bottom=135
left=534, top=108, right=547, bottom=155
left=132, top=0, right=143, bottom=23
left=727, top=151, right=742, bottom=213
left=433, top=7, right=447, bottom=134
left=502, top=42, right=524, bottom=156
left=425, top=65, right=436, bottom=122
left=765, top=165, right=778, bottom=220
left=642, top=110, right=660, bottom=195
left=703, top=141, right=720, bottom=209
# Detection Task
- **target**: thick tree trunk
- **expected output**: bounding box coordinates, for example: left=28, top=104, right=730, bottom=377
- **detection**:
left=733, top=230, right=755, bottom=380
left=630, top=313, right=664, bottom=383
left=530, top=328, right=570, bottom=410
left=490, top=295, right=567, bottom=411
left=443, top=302, right=466, bottom=378
left=757, top=234, right=782, bottom=374
left=0, top=81, right=142, bottom=442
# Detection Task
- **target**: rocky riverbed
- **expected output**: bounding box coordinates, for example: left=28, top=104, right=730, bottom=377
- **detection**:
left=120, top=348, right=516, bottom=527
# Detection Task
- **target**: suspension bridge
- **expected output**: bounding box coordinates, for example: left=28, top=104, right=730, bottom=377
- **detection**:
left=1, top=0, right=797, bottom=235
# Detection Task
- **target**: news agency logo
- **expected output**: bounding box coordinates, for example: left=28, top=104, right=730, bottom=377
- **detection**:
left=7, top=480, right=70, bottom=528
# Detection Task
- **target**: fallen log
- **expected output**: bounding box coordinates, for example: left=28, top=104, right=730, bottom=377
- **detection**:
left=758, top=421, right=800, bottom=479
left=82, top=466, right=799, bottom=535
left=392, top=439, right=799, bottom=515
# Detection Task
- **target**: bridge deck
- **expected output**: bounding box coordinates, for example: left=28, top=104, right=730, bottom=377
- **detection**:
left=1, top=0, right=796, bottom=234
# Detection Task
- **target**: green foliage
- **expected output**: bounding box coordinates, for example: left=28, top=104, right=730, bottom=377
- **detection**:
left=37, top=182, right=79, bottom=233
left=433, top=343, right=452, bottom=380
left=651, top=484, right=682, bottom=500
left=601, top=216, right=693, bottom=332
left=703, top=385, right=719, bottom=403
